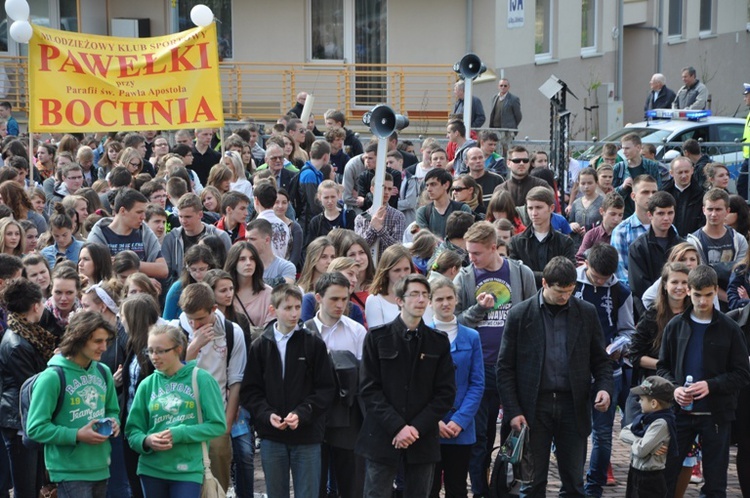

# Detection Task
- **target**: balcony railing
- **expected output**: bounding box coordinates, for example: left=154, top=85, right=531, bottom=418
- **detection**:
left=0, top=56, right=456, bottom=133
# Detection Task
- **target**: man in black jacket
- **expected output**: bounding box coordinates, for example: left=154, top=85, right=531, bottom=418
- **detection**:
left=355, top=274, right=456, bottom=497
left=657, top=265, right=750, bottom=497
left=508, top=186, right=576, bottom=288
left=628, top=191, right=684, bottom=316
left=497, top=257, right=614, bottom=498
left=644, top=73, right=677, bottom=112
left=661, top=156, right=706, bottom=237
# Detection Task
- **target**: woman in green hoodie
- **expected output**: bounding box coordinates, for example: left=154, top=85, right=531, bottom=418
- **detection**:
left=125, top=324, right=226, bottom=498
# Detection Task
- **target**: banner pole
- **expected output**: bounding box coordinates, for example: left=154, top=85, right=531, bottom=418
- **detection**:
left=27, top=54, right=35, bottom=188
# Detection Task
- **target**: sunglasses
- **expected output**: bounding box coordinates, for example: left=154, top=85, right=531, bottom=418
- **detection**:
left=451, top=187, right=468, bottom=192
left=509, top=158, right=530, bottom=164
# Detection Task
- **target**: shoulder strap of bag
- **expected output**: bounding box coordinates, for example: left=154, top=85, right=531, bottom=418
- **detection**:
left=234, top=294, right=256, bottom=327
left=192, top=367, right=211, bottom=469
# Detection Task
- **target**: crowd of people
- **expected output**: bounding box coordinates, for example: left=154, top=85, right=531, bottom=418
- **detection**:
left=0, top=79, right=746, bottom=498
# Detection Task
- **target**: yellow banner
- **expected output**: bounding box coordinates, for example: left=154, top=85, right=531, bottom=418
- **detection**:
left=28, top=24, right=224, bottom=133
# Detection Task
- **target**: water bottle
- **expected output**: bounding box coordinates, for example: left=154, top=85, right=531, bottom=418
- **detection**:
left=683, top=375, right=694, bottom=411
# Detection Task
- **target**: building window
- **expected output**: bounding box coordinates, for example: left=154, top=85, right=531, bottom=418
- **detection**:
left=699, top=0, right=714, bottom=33
left=354, top=0, right=386, bottom=105
left=581, top=0, right=597, bottom=53
left=535, top=0, right=553, bottom=59
left=59, top=0, right=77, bottom=32
left=310, top=0, right=344, bottom=60
left=668, top=0, right=683, bottom=37
left=177, top=0, right=232, bottom=59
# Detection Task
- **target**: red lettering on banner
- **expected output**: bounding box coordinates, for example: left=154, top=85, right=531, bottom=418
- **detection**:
left=79, top=54, right=114, bottom=78
left=40, top=99, right=63, bottom=125
left=65, top=100, right=92, bottom=127
left=93, top=100, right=117, bottom=127
left=193, top=96, right=217, bottom=122
left=170, top=43, right=211, bottom=72
left=59, top=51, right=86, bottom=74
left=38, top=97, right=219, bottom=128
left=143, top=53, right=167, bottom=75
left=40, top=45, right=61, bottom=71
left=150, top=100, right=174, bottom=124
left=117, top=55, right=140, bottom=78
left=122, top=101, right=147, bottom=126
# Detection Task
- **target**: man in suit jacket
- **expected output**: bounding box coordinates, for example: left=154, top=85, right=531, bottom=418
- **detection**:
left=488, top=78, right=522, bottom=157
left=497, top=256, right=614, bottom=498
left=264, top=144, right=296, bottom=192
left=644, top=73, right=677, bottom=112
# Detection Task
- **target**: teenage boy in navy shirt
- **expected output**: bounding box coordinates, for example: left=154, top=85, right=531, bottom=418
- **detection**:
left=657, top=265, right=750, bottom=497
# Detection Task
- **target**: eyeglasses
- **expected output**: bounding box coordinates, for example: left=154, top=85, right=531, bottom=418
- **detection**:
left=509, top=158, right=530, bottom=164
left=143, top=346, right=177, bottom=357
left=451, top=187, right=468, bottom=192
left=268, top=156, right=284, bottom=161
left=129, top=161, right=141, bottom=167
left=188, top=265, right=210, bottom=274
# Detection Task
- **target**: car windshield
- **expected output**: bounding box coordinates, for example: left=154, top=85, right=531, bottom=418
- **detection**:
left=580, top=127, right=671, bottom=159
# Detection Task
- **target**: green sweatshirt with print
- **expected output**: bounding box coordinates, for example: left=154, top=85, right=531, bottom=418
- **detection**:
left=125, top=361, right=226, bottom=484
left=26, top=354, right=119, bottom=483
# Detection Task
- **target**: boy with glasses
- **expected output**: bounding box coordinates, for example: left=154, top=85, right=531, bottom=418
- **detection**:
left=356, top=274, right=456, bottom=497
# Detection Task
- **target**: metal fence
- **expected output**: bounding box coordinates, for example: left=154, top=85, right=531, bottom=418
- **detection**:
left=0, top=55, right=456, bottom=131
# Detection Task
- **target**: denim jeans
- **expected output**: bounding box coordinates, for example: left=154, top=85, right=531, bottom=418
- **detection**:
left=1, top=428, right=44, bottom=498
left=363, top=458, right=434, bottom=498
left=260, top=439, right=320, bottom=498
left=139, top=475, right=201, bottom=498
left=57, top=480, right=108, bottom=498
left=106, top=433, right=131, bottom=498
left=469, top=364, right=500, bottom=496
left=664, top=414, right=732, bottom=498
left=584, top=372, right=622, bottom=498
left=521, top=392, right=587, bottom=498
left=231, top=422, right=255, bottom=498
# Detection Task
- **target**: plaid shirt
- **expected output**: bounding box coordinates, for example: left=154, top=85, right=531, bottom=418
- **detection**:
left=611, top=213, right=648, bottom=285
left=355, top=206, right=405, bottom=260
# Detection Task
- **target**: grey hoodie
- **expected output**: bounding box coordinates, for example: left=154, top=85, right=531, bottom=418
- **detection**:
left=161, top=223, right=231, bottom=286
left=453, top=257, right=537, bottom=331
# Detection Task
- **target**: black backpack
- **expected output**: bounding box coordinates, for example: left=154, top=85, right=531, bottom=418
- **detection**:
left=287, top=171, right=304, bottom=218
left=20, top=363, right=107, bottom=448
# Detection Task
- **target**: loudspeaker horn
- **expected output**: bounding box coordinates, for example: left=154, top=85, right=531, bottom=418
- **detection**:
left=362, top=105, right=409, bottom=139
left=453, top=53, right=487, bottom=80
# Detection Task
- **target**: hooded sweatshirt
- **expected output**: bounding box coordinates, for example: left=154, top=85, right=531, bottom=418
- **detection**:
left=26, top=354, right=119, bottom=483
left=125, top=361, right=226, bottom=484
left=573, top=265, right=635, bottom=374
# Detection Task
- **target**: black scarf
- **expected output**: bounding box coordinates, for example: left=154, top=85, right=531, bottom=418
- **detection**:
left=629, top=408, right=678, bottom=457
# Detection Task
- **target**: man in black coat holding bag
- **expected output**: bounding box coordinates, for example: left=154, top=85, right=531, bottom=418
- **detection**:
left=497, top=256, right=614, bottom=498
left=355, top=274, right=456, bottom=498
